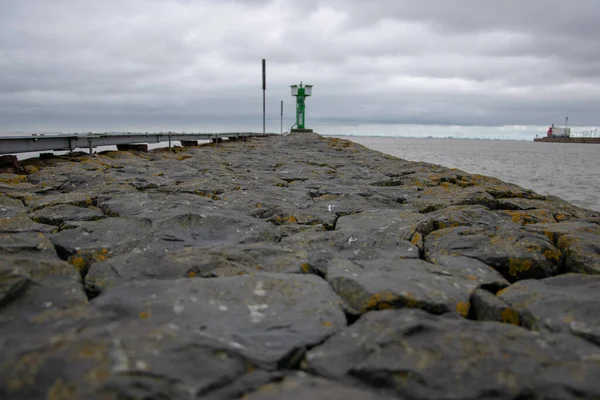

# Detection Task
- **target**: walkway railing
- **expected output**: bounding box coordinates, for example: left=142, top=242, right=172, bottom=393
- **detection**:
left=0, top=132, right=276, bottom=156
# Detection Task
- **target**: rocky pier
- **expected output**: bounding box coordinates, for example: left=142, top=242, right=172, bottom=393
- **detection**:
left=1, top=132, right=600, bottom=399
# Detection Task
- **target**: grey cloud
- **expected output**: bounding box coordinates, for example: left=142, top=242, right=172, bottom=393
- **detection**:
left=1, top=0, right=599, bottom=133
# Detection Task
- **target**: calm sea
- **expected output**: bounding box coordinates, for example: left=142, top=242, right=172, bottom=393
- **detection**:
left=340, top=136, right=600, bottom=213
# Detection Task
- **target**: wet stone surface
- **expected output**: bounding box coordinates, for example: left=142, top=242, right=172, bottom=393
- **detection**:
left=1, top=132, right=599, bottom=399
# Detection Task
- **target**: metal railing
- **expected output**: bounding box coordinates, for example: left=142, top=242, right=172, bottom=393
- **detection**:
left=0, top=131, right=276, bottom=156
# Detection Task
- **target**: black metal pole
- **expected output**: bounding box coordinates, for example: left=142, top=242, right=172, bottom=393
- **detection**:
left=262, top=59, right=266, bottom=134
left=280, top=100, right=283, bottom=135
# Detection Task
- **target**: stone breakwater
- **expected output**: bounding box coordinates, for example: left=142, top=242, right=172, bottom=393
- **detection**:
left=0, top=132, right=600, bottom=400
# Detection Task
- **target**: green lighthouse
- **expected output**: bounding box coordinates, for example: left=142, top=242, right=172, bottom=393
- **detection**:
left=290, top=82, right=313, bottom=132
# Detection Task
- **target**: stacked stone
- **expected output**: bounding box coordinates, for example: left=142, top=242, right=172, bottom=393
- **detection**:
left=0, top=133, right=599, bottom=399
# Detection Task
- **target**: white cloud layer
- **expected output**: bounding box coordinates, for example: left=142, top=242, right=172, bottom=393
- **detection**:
left=1, top=0, right=599, bottom=134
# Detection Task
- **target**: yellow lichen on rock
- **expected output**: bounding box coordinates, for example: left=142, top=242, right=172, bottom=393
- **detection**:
left=0, top=175, right=27, bottom=184
left=504, top=210, right=526, bottom=224
left=195, top=190, right=220, bottom=200
left=84, top=366, right=111, bottom=386
left=543, top=249, right=561, bottom=263
left=500, top=308, right=520, bottom=325
left=366, top=292, right=398, bottom=310
left=555, top=213, right=568, bottom=221
left=404, top=292, right=418, bottom=308
left=69, top=256, right=86, bottom=271
left=456, top=301, right=470, bottom=317
left=542, top=230, right=555, bottom=242
left=76, top=343, right=108, bottom=361
left=7, top=352, right=47, bottom=391
left=92, top=249, right=108, bottom=262
left=410, top=232, right=422, bottom=246
left=47, top=378, right=77, bottom=400
left=23, top=165, right=39, bottom=174
left=508, top=258, right=533, bottom=277
left=489, top=235, right=503, bottom=245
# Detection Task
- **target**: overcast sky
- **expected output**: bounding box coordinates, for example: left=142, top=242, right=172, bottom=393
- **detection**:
left=1, top=0, right=599, bottom=135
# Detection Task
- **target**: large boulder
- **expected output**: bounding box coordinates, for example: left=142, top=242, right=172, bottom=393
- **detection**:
left=244, top=371, right=397, bottom=400
left=50, top=211, right=280, bottom=277
left=29, top=204, right=105, bottom=226
left=92, top=273, right=346, bottom=366
left=86, top=243, right=308, bottom=292
left=0, top=319, right=278, bottom=400
left=0, top=215, right=58, bottom=259
left=424, top=225, right=561, bottom=282
left=498, top=274, right=600, bottom=343
left=302, top=255, right=479, bottom=317
left=307, top=308, right=600, bottom=400
left=526, top=222, right=600, bottom=274
left=50, top=217, right=153, bottom=276
left=284, top=210, right=424, bottom=262
left=0, top=257, right=87, bottom=323
left=0, top=194, right=26, bottom=218
left=96, top=191, right=223, bottom=219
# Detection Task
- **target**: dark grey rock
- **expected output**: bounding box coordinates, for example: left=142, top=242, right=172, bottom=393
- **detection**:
left=470, top=288, right=519, bottom=324
left=0, top=320, right=277, bottom=400
left=28, top=190, right=98, bottom=211
left=148, top=211, right=280, bottom=248
left=0, top=215, right=58, bottom=259
left=45, top=167, right=114, bottom=193
left=498, top=274, right=600, bottom=341
left=526, top=222, right=600, bottom=274
left=86, top=243, right=308, bottom=291
left=21, top=165, right=69, bottom=189
left=424, top=225, right=561, bottom=282
left=92, top=273, right=346, bottom=366
left=0, top=257, right=87, bottom=321
left=0, top=194, right=25, bottom=218
left=96, top=191, right=222, bottom=219
left=335, top=209, right=423, bottom=240
left=412, top=185, right=500, bottom=212
left=302, top=255, right=478, bottom=316
left=414, top=205, right=515, bottom=235
left=284, top=210, right=423, bottom=262
left=0, top=207, right=25, bottom=218
left=0, top=231, right=59, bottom=258
left=243, top=371, right=399, bottom=400
left=0, top=215, right=54, bottom=234
left=0, top=181, right=43, bottom=203
left=424, top=255, right=509, bottom=292
left=51, top=211, right=280, bottom=276
left=0, top=267, right=29, bottom=309
left=29, top=204, right=105, bottom=226
left=221, top=186, right=341, bottom=230
left=494, top=196, right=597, bottom=221
left=307, top=308, right=600, bottom=400
left=487, top=187, right=547, bottom=201
left=50, top=217, right=153, bottom=276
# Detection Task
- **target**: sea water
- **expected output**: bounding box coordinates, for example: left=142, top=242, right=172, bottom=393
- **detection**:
left=341, top=136, right=600, bottom=213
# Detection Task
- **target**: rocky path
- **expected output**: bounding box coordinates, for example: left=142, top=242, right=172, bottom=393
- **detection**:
left=1, top=132, right=599, bottom=399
